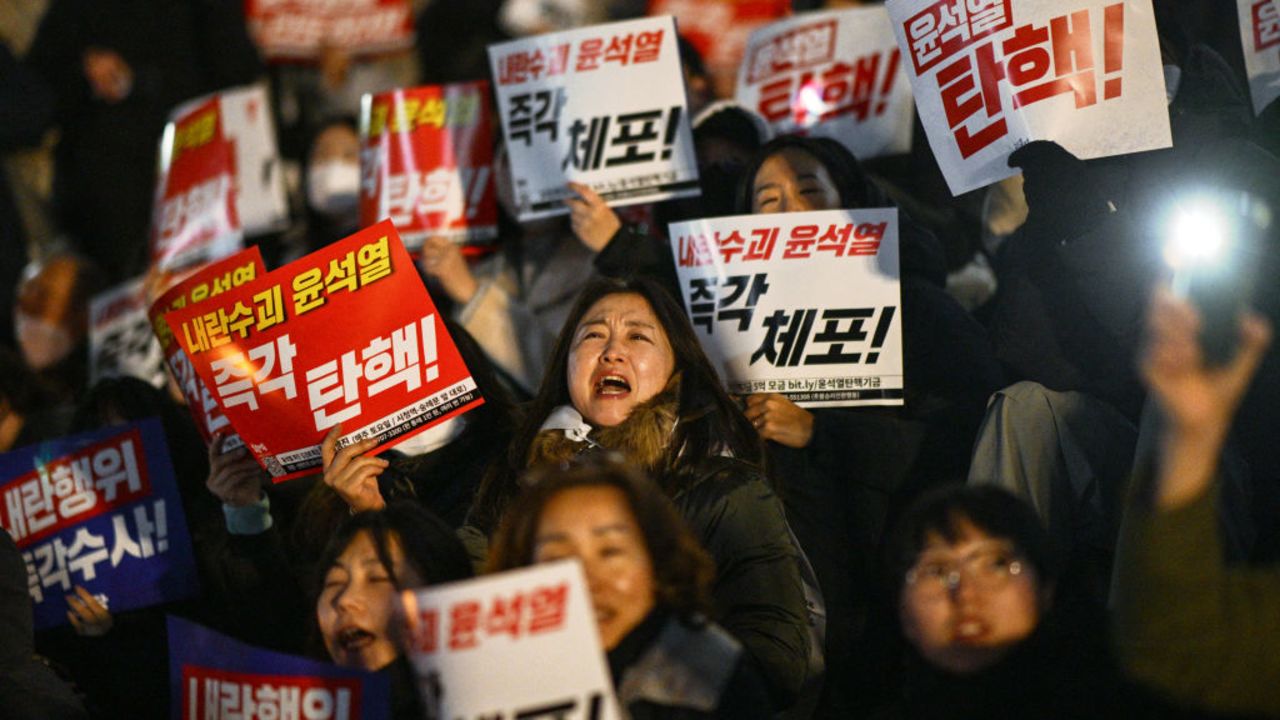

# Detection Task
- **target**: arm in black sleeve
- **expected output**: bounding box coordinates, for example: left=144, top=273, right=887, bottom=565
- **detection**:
left=593, top=223, right=683, bottom=305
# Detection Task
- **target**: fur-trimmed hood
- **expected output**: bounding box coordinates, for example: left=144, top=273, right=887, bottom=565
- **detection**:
left=524, top=374, right=681, bottom=481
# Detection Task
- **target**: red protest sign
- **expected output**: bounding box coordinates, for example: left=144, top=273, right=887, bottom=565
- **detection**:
left=151, top=97, right=243, bottom=272
left=649, top=0, right=790, bottom=96
left=359, top=83, right=498, bottom=252
left=164, top=221, right=484, bottom=481
left=244, top=0, right=415, bottom=61
left=148, top=248, right=267, bottom=446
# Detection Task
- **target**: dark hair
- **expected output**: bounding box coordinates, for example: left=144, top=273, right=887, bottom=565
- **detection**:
left=468, top=276, right=762, bottom=534
left=313, top=501, right=473, bottom=599
left=488, top=456, right=714, bottom=619
left=735, top=134, right=890, bottom=214
left=885, top=485, right=1057, bottom=606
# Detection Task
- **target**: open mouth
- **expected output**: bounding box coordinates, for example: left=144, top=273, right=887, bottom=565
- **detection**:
left=337, top=627, right=377, bottom=651
left=594, top=374, right=631, bottom=397
left=953, top=618, right=990, bottom=643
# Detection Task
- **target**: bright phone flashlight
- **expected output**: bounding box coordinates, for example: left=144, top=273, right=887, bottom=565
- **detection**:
left=1164, top=201, right=1228, bottom=271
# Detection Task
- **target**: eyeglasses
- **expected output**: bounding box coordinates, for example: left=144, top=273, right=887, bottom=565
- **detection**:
left=904, top=543, right=1026, bottom=599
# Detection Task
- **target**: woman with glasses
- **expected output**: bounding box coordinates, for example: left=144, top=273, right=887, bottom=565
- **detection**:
left=877, top=484, right=1153, bottom=718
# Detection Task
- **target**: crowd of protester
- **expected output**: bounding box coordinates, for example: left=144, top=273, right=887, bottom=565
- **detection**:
left=1, top=0, right=1278, bottom=718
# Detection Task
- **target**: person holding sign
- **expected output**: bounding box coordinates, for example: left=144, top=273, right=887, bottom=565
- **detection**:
left=313, top=502, right=472, bottom=712
left=469, top=276, right=812, bottom=711
left=735, top=135, right=1003, bottom=714
left=489, top=457, right=772, bottom=719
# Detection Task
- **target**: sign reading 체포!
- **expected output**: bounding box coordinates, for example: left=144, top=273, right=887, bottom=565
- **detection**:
left=737, top=7, right=915, bottom=160
left=487, top=16, right=700, bottom=221
left=90, top=276, right=168, bottom=389
left=669, top=209, right=904, bottom=407
left=886, top=0, right=1171, bottom=195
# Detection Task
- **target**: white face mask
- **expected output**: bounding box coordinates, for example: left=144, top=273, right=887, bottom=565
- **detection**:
left=307, top=160, right=360, bottom=217
left=391, top=415, right=468, bottom=456
left=15, top=312, right=75, bottom=370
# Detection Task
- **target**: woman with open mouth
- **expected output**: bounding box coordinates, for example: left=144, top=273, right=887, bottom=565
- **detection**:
left=467, top=275, right=814, bottom=713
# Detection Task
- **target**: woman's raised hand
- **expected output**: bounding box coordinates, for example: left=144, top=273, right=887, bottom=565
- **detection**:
left=321, top=425, right=389, bottom=513
left=744, top=393, right=815, bottom=449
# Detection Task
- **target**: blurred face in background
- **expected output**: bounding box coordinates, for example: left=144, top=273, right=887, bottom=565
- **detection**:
left=15, top=256, right=89, bottom=371
left=751, top=147, right=841, bottom=214
left=899, top=519, right=1044, bottom=674
left=534, top=485, right=656, bottom=649
left=307, top=123, right=361, bottom=220
left=317, top=530, right=422, bottom=671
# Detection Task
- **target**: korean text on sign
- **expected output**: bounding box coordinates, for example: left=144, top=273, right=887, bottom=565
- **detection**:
left=164, top=221, right=484, bottom=482
left=1238, top=0, right=1280, bottom=115
left=0, top=420, right=199, bottom=630
left=151, top=96, right=243, bottom=272
left=148, top=247, right=266, bottom=447
left=737, top=7, right=915, bottom=160
left=670, top=209, right=904, bottom=407
left=887, top=0, right=1171, bottom=195
left=402, top=561, right=621, bottom=720
left=487, top=16, right=699, bottom=221
left=89, top=276, right=167, bottom=389
left=244, top=0, right=414, bottom=61
left=168, top=616, right=391, bottom=720
left=360, top=82, right=498, bottom=250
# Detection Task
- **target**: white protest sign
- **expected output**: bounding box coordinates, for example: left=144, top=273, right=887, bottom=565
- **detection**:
left=669, top=209, right=904, bottom=407
left=219, top=84, right=290, bottom=237
left=402, top=561, right=621, bottom=720
left=886, top=0, right=1170, bottom=195
left=89, top=276, right=167, bottom=389
left=1239, top=0, right=1280, bottom=115
left=736, top=7, right=915, bottom=160
left=488, top=16, right=699, bottom=220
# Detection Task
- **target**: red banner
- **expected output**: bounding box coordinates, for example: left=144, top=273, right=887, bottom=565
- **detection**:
left=649, top=0, right=790, bottom=96
left=164, top=221, right=483, bottom=482
left=149, top=248, right=267, bottom=446
left=244, top=0, right=415, bottom=61
left=359, top=83, right=498, bottom=251
left=151, top=97, right=243, bottom=272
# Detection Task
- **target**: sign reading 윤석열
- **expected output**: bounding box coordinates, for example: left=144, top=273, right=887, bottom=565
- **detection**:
left=886, top=0, right=1171, bottom=195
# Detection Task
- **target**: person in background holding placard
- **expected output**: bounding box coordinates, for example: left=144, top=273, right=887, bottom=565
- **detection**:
left=735, top=135, right=1003, bottom=715
left=489, top=457, right=772, bottom=720
left=467, top=276, right=813, bottom=711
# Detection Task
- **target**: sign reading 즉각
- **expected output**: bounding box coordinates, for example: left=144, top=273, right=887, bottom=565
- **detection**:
left=1239, top=0, right=1280, bottom=115
left=168, top=616, right=391, bottom=720
left=402, top=561, right=621, bottom=720
left=0, top=419, right=200, bottom=630
left=487, top=16, right=699, bottom=221
left=886, top=0, right=1171, bottom=195
left=359, top=82, right=498, bottom=251
left=148, top=247, right=267, bottom=448
left=163, top=221, right=484, bottom=481
left=737, top=7, right=915, bottom=160
left=669, top=210, right=904, bottom=407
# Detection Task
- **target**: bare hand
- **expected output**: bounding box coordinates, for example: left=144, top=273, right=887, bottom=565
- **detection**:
left=83, top=47, right=132, bottom=103
left=321, top=425, right=388, bottom=513
left=1141, top=288, right=1270, bottom=441
left=565, top=182, right=621, bottom=252
left=744, top=394, right=815, bottom=449
left=419, top=236, right=478, bottom=303
left=66, top=586, right=113, bottom=637
left=206, top=432, right=266, bottom=507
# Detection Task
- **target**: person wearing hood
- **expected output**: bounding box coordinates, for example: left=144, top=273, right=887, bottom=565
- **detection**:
left=0, top=528, right=89, bottom=719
